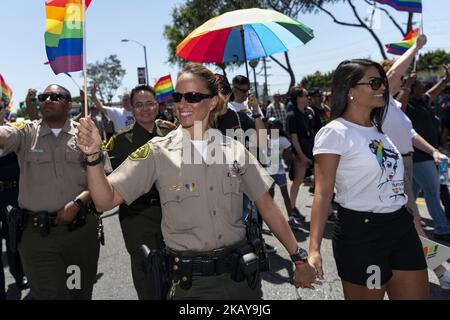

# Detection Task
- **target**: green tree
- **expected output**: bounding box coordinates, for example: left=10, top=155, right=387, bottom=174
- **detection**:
left=417, top=50, right=450, bottom=74
left=85, top=54, right=126, bottom=104
left=265, top=0, right=417, bottom=59
left=300, top=70, right=333, bottom=89
left=10, top=107, right=28, bottom=120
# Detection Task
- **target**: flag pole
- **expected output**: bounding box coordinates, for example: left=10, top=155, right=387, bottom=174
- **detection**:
left=82, top=0, right=88, bottom=118
left=369, top=2, right=377, bottom=29
left=414, top=13, right=424, bottom=73
left=65, top=73, right=82, bottom=91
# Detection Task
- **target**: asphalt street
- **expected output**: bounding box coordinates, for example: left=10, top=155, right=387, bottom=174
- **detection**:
left=2, top=182, right=450, bottom=300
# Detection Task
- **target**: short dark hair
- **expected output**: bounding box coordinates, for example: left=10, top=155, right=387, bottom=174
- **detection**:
left=330, top=59, right=389, bottom=133
left=232, top=75, right=250, bottom=87
left=309, top=88, right=322, bottom=97
left=130, top=85, right=156, bottom=105
left=46, top=84, right=72, bottom=101
left=289, top=86, right=308, bottom=108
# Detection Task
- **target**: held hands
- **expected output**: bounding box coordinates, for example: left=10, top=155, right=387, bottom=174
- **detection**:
left=55, top=201, right=79, bottom=225
left=76, top=117, right=102, bottom=155
left=293, top=261, right=317, bottom=289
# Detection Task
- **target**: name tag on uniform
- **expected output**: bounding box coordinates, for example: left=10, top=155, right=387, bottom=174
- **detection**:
left=31, top=148, right=44, bottom=153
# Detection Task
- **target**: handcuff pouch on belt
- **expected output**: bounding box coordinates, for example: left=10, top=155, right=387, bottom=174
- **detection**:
left=32, top=211, right=57, bottom=237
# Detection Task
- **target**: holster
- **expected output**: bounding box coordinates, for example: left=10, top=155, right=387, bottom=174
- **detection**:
left=5, top=206, right=24, bottom=253
left=67, top=202, right=88, bottom=232
left=229, top=215, right=271, bottom=289
left=141, top=245, right=170, bottom=300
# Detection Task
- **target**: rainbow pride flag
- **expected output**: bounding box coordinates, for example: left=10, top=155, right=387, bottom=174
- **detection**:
left=375, top=0, right=422, bottom=13
left=45, top=0, right=92, bottom=74
left=154, top=75, right=174, bottom=103
left=0, top=74, right=12, bottom=108
left=385, top=28, right=419, bottom=56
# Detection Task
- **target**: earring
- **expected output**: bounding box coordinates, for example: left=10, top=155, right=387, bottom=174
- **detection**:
left=349, top=96, right=354, bottom=101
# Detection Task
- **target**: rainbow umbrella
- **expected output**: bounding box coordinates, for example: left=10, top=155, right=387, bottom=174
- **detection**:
left=176, top=8, right=314, bottom=77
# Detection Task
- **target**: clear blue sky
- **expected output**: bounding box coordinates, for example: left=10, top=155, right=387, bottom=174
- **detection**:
left=1, top=0, right=449, bottom=112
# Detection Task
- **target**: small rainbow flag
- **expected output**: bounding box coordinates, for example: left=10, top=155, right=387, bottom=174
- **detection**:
left=154, top=75, right=174, bottom=103
left=45, top=0, right=92, bottom=75
left=1, top=74, right=13, bottom=110
left=385, top=28, right=419, bottom=56
left=375, top=0, right=422, bottom=13
left=423, top=245, right=438, bottom=259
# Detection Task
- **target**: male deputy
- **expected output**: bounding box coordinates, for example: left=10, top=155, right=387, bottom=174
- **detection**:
left=105, top=85, right=176, bottom=299
left=0, top=85, right=100, bottom=300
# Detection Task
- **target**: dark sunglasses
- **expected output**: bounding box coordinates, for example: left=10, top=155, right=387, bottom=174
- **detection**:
left=355, top=77, right=387, bottom=90
left=172, top=92, right=214, bottom=103
left=38, top=93, right=70, bottom=102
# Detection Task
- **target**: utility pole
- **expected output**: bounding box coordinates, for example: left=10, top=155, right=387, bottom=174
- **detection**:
left=263, top=57, right=268, bottom=105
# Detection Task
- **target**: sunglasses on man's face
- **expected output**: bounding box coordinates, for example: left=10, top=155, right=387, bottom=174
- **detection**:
left=172, top=92, right=214, bottom=103
left=37, top=93, right=69, bottom=103
left=355, top=77, right=387, bottom=90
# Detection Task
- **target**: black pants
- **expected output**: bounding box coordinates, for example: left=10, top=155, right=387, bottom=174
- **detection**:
left=1, top=189, right=25, bottom=300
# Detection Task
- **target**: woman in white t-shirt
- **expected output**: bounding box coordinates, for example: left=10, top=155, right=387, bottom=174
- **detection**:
left=305, top=59, right=428, bottom=299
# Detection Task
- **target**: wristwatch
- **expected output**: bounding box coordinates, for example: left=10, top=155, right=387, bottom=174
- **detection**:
left=73, top=198, right=84, bottom=210
left=84, top=151, right=104, bottom=166
left=290, top=247, right=308, bottom=265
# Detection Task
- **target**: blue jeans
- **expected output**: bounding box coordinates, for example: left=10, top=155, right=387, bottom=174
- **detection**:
left=413, top=160, right=450, bottom=234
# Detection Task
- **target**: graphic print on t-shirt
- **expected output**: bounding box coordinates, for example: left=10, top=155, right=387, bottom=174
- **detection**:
left=369, top=139, right=405, bottom=202
left=125, top=116, right=135, bottom=127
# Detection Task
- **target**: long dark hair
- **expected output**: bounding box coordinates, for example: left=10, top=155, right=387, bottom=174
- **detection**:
left=330, top=59, right=389, bottom=133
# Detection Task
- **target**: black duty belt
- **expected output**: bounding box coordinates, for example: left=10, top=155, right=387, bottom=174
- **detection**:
left=23, top=210, right=58, bottom=228
left=0, top=179, right=18, bottom=192
left=167, top=243, right=243, bottom=277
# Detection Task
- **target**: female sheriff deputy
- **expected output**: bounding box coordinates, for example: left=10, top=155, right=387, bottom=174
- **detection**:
left=75, top=63, right=316, bottom=299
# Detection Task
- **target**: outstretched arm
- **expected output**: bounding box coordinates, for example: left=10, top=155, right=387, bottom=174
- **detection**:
left=255, top=193, right=317, bottom=288
left=387, top=34, right=427, bottom=93
left=76, top=117, right=124, bottom=211
left=426, top=64, right=449, bottom=103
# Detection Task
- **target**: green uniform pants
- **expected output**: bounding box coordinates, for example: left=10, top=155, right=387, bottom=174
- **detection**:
left=119, top=204, right=164, bottom=300
left=170, top=273, right=262, bottom=300
left=19, top=213, right=100, bottom=300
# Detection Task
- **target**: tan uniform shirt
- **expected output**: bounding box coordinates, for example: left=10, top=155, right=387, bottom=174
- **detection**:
left=0, top=119, right=86, bottom=212
left=108, top=126, right=273, bottom=252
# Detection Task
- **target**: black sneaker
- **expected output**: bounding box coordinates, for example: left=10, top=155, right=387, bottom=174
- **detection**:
left=14, top=276, right=29, bottom=290
left=434, top=233, right=450, bottom=243
left=291, top=207, right=306, bottom=222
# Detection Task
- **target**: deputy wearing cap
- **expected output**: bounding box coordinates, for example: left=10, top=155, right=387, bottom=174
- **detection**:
left=76, top=63, right=317, bottom=299
left=0, top=84, right=100, bottom=300
left=105, top=84, right=176, bottom=299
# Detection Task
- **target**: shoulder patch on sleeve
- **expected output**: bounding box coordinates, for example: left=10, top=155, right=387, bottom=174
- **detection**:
left=128, top=142, right=152, bottom=161
left=102, top=137, right=114, bottom=152
left=10, top=122, right=26, bottom=130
